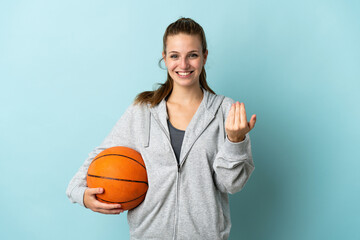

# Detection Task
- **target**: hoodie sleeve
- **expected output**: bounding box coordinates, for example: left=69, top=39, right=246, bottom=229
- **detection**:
left=212, top=97, right=255, bottom=194
left=65, top=103, right=139, bottom=207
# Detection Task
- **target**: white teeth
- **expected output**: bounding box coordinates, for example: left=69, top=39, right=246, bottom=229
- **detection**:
left=178, top=72, right=191, bottom=76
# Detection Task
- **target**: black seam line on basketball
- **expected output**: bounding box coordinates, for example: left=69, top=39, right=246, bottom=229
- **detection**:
left=93, top=154, right=146, bottom=169
left=87, top=173, right=148, bottom=186
left=97, top=192, right=146, bottom=204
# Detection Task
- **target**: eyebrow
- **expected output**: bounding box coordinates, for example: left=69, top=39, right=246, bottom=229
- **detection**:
left=168, top=50, right=199, bottom=54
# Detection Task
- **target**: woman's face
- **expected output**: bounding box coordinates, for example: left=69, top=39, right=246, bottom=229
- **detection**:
left=162, top=33, right=208, bottom=89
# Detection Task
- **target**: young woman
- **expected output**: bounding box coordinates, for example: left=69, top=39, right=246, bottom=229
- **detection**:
left=67, top=17, right=256, bottom=240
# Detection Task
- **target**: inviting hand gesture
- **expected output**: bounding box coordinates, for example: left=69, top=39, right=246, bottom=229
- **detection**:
left=225, top=101, right=256, bottom=142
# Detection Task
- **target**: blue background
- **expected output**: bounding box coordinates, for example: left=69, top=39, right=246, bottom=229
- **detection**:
left=1, top=0, right=359, bottom=239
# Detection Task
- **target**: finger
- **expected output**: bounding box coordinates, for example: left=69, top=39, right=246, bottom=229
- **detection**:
left=234, top=102, right=240, bottom=127
left=226, top=103, right=235, bottom=126
left=249, top=114, right=257, bottom=130
left=99, top=208, right=124, bottom=215
left=240, top=102, right=247, bottom=126
left=88, top=187, right=104, bottom=196
left=95, top=201, right=122, bottom=210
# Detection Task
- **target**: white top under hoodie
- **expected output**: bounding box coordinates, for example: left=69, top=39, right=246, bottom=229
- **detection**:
left=66, top=87, right=255, bottom=240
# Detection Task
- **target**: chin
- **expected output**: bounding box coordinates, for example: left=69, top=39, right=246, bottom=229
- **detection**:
left=170, top=75, right=200, bottom=86
left=173, top=80, right=200, bottom=88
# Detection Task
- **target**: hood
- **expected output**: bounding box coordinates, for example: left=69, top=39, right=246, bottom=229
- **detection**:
left=149, top=88, right=225, bottom=165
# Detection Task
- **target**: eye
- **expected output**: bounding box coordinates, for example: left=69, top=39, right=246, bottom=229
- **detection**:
left=189, top=53, right=198, bottom=58
left=170, top=54, right=178, bottom=59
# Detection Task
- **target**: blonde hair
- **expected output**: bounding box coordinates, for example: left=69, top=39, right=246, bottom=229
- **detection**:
left=133, top=17, right=215, bottom=107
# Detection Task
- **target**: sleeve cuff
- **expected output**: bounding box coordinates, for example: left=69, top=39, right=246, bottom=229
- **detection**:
left=226, top=134, right=247, bottom=144
left=223, top=134, right=251, bottom=159
left=71, top=186, right=87, bottom=207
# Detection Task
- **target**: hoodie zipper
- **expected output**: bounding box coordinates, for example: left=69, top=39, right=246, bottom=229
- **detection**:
left=152, top=115, right=214, bottom=239
left=151, top=115, right=181, bottom=239
left=174, top=164, right=180, bottom=239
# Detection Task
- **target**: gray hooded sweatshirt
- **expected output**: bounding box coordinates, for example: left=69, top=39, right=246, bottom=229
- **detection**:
left=66, top=88, right=255, bottom=240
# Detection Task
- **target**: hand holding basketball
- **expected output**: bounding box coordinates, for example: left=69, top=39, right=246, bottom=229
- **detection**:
left=84, top=188, right=124, bottom=214
left=86, top=146, right=148, bottom=211
left=225, top=101, right=256, bottom=142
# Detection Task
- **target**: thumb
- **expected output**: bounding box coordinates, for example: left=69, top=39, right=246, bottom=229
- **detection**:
left=249, top=114, right=257, bottom=130
left=96, top=188, right=104, bottom=194
left=88, top=187, right=104, bottom=195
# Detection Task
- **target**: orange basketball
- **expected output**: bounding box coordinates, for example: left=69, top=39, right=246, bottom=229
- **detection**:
left=86, top=146, right=148, bottom=210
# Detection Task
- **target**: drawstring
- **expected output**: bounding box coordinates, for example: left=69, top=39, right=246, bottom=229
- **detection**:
left=217, top=96, right=226, bottom=143
left=143, top=106, right=151, bottom=148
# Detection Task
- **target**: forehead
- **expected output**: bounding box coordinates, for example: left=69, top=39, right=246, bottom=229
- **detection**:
left=166, top=33, right=202, bottom=52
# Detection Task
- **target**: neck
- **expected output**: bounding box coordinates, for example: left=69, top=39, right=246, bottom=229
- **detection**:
left=167, top=84, right=204, bottom=106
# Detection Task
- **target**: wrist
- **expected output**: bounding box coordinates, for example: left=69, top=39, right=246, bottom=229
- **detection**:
left=228, top=135, right=245, bottom=143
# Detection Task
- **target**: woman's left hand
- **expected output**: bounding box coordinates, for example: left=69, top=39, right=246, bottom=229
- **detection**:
left=225, top=101, right=256, bottom=143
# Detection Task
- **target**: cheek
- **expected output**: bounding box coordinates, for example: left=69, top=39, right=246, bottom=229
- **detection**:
left=166, top=61, right=177, bottom=71
left=193, top=60, right=203, bottom=70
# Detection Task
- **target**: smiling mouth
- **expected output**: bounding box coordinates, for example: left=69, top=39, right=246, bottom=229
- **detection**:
left=176, top=71, right=194, bottom=77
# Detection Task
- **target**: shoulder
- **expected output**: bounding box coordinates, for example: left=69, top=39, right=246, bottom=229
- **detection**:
left=221, top=96, right=236, bottom=106
left=206, top=90, right=235, bottom=118
left=126, top=102, right=150, bottom=114
left=113, top=102, right=149, bottom=124
left=113, top=102, right=150, bottom=133
left=220, top=96, right=236, bottom=119
left=120, top=102, right=151, bottom=124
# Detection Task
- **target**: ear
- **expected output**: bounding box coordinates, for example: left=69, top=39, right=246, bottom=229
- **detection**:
left=162, top=51, right=166, bottom=66
left=203, top=50, right=208, bottom=65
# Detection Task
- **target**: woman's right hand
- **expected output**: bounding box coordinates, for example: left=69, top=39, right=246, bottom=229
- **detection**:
left=84, top=188, right=124, bottom=214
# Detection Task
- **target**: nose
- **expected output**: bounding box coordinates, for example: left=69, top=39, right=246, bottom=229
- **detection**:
left=180, top=57, right=189, bottom=69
